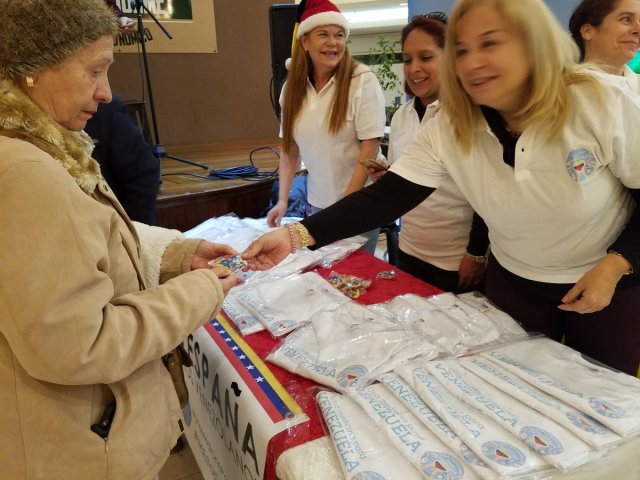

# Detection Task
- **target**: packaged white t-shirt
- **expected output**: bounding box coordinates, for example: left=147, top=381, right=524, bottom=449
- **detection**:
left=481, top=338, right=640, bottom=437
left=316, top=390, right=423, bottom=480
left=424, top=360, right=597, bottom=471
left=459, top=355, right=623, bottom=450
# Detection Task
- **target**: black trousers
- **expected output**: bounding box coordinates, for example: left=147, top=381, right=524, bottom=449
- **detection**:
left=485, top=256, right=640, bottom=376
left=398, top=249, right=483, bottom=294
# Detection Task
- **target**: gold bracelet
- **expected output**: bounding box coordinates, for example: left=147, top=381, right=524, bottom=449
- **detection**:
left=292, top=222, right=312, bottom=248
left=607, top=250, right=633, bottom=275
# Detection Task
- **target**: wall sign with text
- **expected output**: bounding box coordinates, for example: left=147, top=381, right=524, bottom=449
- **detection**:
left=114, top=0, right=217, bottom=54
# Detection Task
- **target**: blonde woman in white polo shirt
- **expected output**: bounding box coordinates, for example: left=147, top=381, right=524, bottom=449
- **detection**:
left=245, top=0, right=640, bottom=376
left=266, top=0, right=386, bottom=254
left=569, top=0, right=640, bottom=93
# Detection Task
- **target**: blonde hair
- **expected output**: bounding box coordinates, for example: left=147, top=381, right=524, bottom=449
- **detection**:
left=281, top=36, right=357, bottom=154
left=440, top=0, right=599, bottom=152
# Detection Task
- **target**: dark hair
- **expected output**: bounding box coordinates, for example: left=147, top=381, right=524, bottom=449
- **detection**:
left=569, top=0, right=620, bottom=60
left=400, top=14, right=447, bottom=96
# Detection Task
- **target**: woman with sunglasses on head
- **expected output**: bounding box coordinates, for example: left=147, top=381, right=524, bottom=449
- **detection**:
left=382, top=12, right=487, bottom=292
left=245, top=0, right=640, bottom=376
left=569, top=0, right=640, bottom=93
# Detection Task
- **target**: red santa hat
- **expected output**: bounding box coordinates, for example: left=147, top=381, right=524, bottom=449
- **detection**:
left=286, top=0, right=350, bottom=70
left=295, top=0, right=350, bottom=39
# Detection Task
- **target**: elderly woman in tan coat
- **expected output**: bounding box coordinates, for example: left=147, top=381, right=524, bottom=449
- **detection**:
left=0, top=1, right=236, bottom=478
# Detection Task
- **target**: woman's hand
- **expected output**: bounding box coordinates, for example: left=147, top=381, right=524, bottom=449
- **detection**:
left=191, top=241, right=237, bottom=270
left=242, top=228, right=292, bottom=270
left=266, top=201, right=288, bottom=228
left=457, top=253, right=486, bottom=290
left=558, top=253, right=630, bottom=313
left=367, top=167, right=386, bottom=182
left=210, top=266, right=237, bottom=296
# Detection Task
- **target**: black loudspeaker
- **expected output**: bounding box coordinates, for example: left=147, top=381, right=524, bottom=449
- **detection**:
left=269, top=3, right=297, bottom=118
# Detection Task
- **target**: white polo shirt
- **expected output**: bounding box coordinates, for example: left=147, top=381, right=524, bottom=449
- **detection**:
left=390, top=73, right=640, bottom=283
left=623, top=64, right=639, bottom=94
left=389, top=99, right=475, bottom=270
left=280, top=64, right=385, bottom=209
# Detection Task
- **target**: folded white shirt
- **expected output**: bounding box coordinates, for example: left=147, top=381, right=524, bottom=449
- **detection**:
left=268, top=301, right=442, bottom=391
left=426, top=293, right=526, bottom=350
left=396, top=365, right=551, bottom=478
left=316, top=390, right=423, bottom=480
left=237, top=272, right=349, bottom=337
left=379, top=373, right=499, bottom=480
left=459, top=355, right=623, bottom=451
left=222, top=290, right=265, bottom=335
left=350, top=383, right=482, bottom=479
left=482, top=338, right=640, bottom=437
left=424, top=360, right=597, bottom=471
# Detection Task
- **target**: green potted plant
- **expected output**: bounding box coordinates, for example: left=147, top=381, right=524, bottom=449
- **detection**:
left=367, top=36, right=403, bottom=125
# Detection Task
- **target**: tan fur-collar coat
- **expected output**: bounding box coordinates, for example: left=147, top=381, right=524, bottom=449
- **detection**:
left=0, top=79, right=224, bottom=479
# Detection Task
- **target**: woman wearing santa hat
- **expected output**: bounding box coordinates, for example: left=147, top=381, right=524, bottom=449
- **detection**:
left=266, top=0, right=386, bottom=254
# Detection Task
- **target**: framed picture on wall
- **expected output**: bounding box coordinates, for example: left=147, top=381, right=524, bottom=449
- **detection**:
left=114, top=0, right=217, bottom=54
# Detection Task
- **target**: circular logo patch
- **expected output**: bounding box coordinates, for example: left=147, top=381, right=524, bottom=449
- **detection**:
left=481, top=441, right=526, bottom=467
left=269, top=319, right=296, bottom=335
left=565, top=148, right=596, bottom=183
left=519, top=426, right=564, bottom=456
left=566, top=411, right=608, bottom=434
left=589, top=397, right=627, bottom=418
left=337, top=365, right=369, bottom=388
left=420, top=451, right=465, bottom=479
left=236, top=316, right=258, bottom=328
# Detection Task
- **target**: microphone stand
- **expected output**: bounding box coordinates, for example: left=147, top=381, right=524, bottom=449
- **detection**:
left=130, top=0, right=208, bottom=183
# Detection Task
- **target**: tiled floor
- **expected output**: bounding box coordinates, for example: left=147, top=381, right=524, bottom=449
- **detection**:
left=159, top=236, right=391, bottom=480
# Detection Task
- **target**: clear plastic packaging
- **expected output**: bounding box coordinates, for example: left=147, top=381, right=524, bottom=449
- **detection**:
left=480, top=337, right=640, bottom=438
left=423, top=360, right=600, bottom=472
left=458, top=355, right=623, bottom=451
left=267, top=301, right=443, bottom=391
left=349, top=383, right=484, bottom=479
left=378, top=372, right=500, bottom=480
left=236, top=272, right=349, bottom=337
left=316, top=389, right=424, bottom=479
left=395, top=365, right=553, bottom=479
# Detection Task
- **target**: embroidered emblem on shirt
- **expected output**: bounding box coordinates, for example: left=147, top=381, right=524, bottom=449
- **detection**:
left=420, top=451, right=465, bottom=479
left=519, top=426, right=564, bottom=456
left=566, top=148, right=597, bottom=183
left=337, top=365, right=369, bottom=388
left=566, top=411, right=608, bottom=434
left=481, top=441, right=527, bottom=467
left=589, top=398, right=627, bottom=419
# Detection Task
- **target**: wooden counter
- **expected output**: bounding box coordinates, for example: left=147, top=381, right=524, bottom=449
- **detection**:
left=156, top=138, right=281, bottom=231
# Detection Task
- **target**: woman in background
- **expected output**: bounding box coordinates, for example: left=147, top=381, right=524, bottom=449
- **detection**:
left=569, top=0, right=640, bottom=92
left=384, top=12, right=487, bottom=292
left=266, top=0, right=386, bottom=254
left=245, top=0, right=640, bottom=376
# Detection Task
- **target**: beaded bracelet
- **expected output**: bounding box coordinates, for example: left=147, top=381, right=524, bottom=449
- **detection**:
left=607, top=250, right=633, bottom=275
left=285, top=223, right=298, bottom=254
left=285, top=222, right=312, bottom=254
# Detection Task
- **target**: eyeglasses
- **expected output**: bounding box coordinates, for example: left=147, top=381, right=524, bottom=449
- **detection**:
left=423, top=11, right=448, bottom=24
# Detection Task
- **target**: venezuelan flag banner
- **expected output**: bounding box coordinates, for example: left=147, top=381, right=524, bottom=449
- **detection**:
left=204, top=314, right=304, bottom=423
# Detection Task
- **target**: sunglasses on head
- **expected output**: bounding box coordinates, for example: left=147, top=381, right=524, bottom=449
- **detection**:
left=422, top=11, right=448, bottom=24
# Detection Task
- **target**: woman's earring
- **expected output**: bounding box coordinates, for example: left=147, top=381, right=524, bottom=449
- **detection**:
left=25, top=76, right=34, bottom=88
